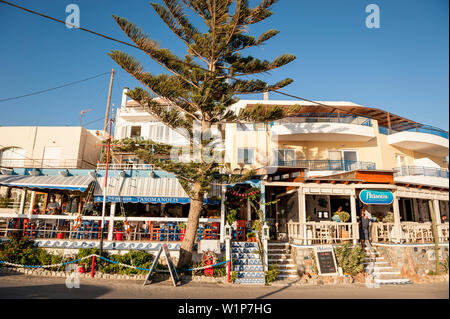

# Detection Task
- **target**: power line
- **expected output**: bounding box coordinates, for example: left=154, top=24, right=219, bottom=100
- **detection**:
left=0, top=72, right=110, bottom=103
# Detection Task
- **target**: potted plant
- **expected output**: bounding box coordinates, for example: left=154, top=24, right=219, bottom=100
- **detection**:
left=178, top=222, right=186, bottom=241
left=246, top=232, right=257, bottom=242
left=337, top=211, right=351, bottom=239
left=114, top=221, right=124, bottom=241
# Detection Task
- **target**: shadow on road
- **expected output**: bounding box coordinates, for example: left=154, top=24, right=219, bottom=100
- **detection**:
left=0, top=283, right=111, bottom=299
left=256, top=279, right=301, bottom=299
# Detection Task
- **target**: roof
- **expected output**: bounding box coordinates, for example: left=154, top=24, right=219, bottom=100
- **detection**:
left=1, top=175, right=94, bottom=192
left=242, top=100, right=434, bottom=131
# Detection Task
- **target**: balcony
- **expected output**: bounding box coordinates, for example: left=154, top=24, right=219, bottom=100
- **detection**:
left=379, top=125, right=449, bottom=157
left=117, top=106, right=154, bottom=121
left=0, top=159, right=96, bottom=169
left=276, top=159, right=376, bottom=171
left=393, top=166, right=449, bottom=188
left=270, top=113, right=374, bottom=142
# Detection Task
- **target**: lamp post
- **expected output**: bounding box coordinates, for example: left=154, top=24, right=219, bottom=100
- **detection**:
left=224, top=223, right=232, bottom=283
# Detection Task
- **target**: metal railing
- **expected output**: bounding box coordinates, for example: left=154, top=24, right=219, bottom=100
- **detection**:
left=378, top=125, right=448, bottom=139
left=0, top=158, right=96, bottom=169
left=276, top=113, right=372, bottom=127
left=277, top=159, right=376, bottom=171
left=96, top=163, right=154, bottom=170
left=393, top=166, right=449, bottom=179
left=0, top=214, right=220, bottom=242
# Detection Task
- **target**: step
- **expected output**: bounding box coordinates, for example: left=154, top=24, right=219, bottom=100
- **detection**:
left=233, top=259, right=262, bottom=266
left=236, top=271, right=265, bottom=279
left=267, top=254, right=291, bottom=258
left=268, top=258, right=295, bottom=264
left=374, top=278, right=410, bottom=285
left=231, top=241, right=258, bottom=248
left=234, top=278, right=265, bottom=284
left=232, top=247, right=259, bottom=253
left=364, top=257, right=385, bottom=261
left=268, top=248, right=290, bottom=253
left=277, top=274, right=299, bottom=278
left=372, top=271, right=401, bottom=276
left=365, top=266, right=394, bottom=272
left=362, top=261, right=389, bottom=265
left=277, top=269, right=297, bottom=273
left=232, top=253, right=260, bottom=259
left=276, top=264, right=297, bottom=268
left=233, top=265, right=264, bottom=272
left=373, top=273, right=406, bottom=280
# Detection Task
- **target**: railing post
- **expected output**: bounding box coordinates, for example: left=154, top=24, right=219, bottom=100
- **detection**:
left=262, top=223, right=269, bottom=272
left=224, top=223, right=232, bottom=283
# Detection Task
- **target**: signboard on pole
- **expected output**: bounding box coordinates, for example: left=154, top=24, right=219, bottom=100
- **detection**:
left=314, top=246, right=338, bottom=276
left=143, top=244, right=181, bottom=287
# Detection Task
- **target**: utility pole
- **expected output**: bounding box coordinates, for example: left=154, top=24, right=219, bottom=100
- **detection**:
left=103, top=69, right=115, bottom=132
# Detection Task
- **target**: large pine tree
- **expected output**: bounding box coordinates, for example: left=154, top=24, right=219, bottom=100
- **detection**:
left=109, top=0, right=297, bottom=266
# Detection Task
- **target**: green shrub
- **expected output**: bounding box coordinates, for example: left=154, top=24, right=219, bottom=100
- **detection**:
left=75, top=248, right=101, bottom=272
left=265, top=264, right=280, bottom=285
left=334, top=243, right=366, bottom=276
left=0, top=233, right=62, bottom=270
left=213, top=256, right=227, bottom=277
left=230, top=271, right=237, bottom=283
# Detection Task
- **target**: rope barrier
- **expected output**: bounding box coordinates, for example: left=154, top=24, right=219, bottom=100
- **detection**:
left=0, top=254, right=230, bottom=273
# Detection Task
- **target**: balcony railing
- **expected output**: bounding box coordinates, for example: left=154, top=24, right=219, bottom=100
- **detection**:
left=287, top=221, right=357, bottom=244
left=0, top=159, right=96, bottom=169
left=379, top=125, right=449, bottom=139
left=96, top=163, right=154, bottom=170
left=276, top=113, right=372, bottom=127
left=393, top=166, right=449, bottom=179
left=371, top=222, right=449, bottom=244
left=276, top=159, right=376, bottom=171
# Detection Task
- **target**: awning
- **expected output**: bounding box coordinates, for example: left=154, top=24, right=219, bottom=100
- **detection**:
left=0, top=175, right=24, bottom=186
left=94, top=176, right=190, bottom=204
left=3, top=175, right=94, bottom=192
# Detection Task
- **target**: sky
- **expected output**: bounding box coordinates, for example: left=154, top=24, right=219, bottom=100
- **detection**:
left=0, top=0, right=448, bottom=131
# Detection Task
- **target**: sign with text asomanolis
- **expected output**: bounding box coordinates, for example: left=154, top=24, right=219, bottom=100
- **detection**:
left=359, top=189, right=394, bottom=205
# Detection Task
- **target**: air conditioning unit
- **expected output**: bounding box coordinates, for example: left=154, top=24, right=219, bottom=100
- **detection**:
left=58, top=170, right=69, bottom=177
left=29, top=169, right=40, bottom=176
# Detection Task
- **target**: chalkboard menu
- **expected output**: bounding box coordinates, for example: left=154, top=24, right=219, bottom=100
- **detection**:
left=143, top=244, right=180, bottom=287
left=314, top=246, right=338, bottom=276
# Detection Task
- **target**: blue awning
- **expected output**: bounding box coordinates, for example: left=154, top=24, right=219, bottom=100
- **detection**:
left=3, top=175, right=94, bottom=192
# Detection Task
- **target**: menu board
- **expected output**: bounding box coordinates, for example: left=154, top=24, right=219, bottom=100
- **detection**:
left=314, top=246, right=338, bottom=276
left=143, top=244, right=180, bottom=287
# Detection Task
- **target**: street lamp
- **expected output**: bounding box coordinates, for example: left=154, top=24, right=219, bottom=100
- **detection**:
left=80, top=109, right=93, bottom=127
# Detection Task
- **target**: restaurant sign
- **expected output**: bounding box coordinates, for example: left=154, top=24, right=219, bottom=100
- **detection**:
left=359, top=189, right=394, bottom=205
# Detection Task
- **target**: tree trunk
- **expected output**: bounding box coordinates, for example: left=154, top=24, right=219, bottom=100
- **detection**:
left=178, top=185, right=203, bottom=267
left=428, top=200, right=440, bottom=274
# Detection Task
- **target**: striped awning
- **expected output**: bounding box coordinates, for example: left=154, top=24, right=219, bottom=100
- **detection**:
left=0, top=175, right=24, bottom=186
left=3, top=175, right=94, bottom=192
left=94, top=176, right=190, bottom=204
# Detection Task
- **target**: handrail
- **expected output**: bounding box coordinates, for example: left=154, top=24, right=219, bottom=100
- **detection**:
left=277, top=159, right=376, bottom=171
left=276, top=113, right=372, bottom=127
left=0, top=158, right=97, bottom=169
left=379, top=125, right=448, bottom=139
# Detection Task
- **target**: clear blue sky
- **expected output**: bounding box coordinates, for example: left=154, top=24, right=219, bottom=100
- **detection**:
left=0, top=0, right=448, bottom=130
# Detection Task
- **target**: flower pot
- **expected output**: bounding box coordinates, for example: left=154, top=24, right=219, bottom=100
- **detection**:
left=341, top=229, right=349, bottom=239
left=77, top=265, right=86, bottom=273
left=180, top=229, right=185, bottom=241
left=56, top=233, right=64, bottom=239
left=115, top=232, right=123, bottom=241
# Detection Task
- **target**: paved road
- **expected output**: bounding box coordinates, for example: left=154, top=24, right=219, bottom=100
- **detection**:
left=0, top=273, right=448, bottom=299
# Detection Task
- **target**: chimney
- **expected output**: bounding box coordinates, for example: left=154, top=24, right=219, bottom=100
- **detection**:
left=263, top=84, right=269, bottom=100
left=121, top=87, right=129, bottom=108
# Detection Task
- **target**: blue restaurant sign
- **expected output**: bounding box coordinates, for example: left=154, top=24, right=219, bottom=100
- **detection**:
left=359, top=189, right=394, bottom=205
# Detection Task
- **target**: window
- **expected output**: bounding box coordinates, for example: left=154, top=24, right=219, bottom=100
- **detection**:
left=238, top=148, right=255, bottom=165
left=0, top=147, right=26, bottom=167
left=130, top=126, right=141, bottom=138
left=328, top=150, right=358, bottom=170
left=396, top=154, right=406, bottom=167
left=149, top=124, right=169, bottom=141
left=275, top=149, right=295, bottom=164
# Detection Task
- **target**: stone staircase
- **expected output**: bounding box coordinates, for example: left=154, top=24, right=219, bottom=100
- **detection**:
left=232, top=241, right=265, bottom=284
left=363, top=246, right=410, bottom=285
left=268, top=241, right=299, bottom=280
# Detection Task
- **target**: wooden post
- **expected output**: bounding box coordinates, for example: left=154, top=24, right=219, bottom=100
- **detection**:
left=227, top=261, right=231, bottom=283
left=428, top=200, right=440, bottom=274
left=103, top=69, right=115, bottom=132
left=387, top=112, right=391, bottom=134
left=350, top=193, right=358, bottom=244
left=392, top=193, right=402, bottom=243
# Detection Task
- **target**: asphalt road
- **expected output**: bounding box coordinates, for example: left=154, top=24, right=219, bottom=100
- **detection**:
left=0, top=272, right=448, bottom=299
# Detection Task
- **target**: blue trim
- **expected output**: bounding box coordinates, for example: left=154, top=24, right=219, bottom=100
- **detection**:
left=94, top=195, right=190, bottom=204
left=11, top=184, right=88, bottom=192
